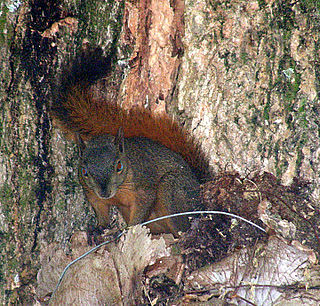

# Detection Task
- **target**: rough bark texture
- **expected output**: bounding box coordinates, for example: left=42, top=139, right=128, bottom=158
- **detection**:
left=0, top=0, right=124, bottom=303
left=1, top=0, right=320, bottom=304
left=176, top=0, right=320, bottom=197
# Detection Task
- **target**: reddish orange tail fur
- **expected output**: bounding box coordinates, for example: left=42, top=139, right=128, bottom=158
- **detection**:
left=51, top=47, right=210, bottom=180
left=52, top=85, right=210, bottom=180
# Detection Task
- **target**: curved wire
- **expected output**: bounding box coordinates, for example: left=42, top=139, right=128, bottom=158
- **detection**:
left=51, top=210, right=266, bottom=299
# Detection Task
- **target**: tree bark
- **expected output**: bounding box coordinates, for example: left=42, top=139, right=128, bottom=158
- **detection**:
left=178, top=0, right=320, bottom=194
left=1, top=0, right=319, bottom=304
left=0, top=0, right=124, bottom=303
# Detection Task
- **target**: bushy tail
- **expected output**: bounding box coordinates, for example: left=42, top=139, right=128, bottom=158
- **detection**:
left=51, top=47, right=211, bottom=181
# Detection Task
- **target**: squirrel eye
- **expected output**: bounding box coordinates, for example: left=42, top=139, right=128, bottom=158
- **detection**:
left=116, top=160, right=123, bottom=173
left=81, top=167, right=88, bottom=177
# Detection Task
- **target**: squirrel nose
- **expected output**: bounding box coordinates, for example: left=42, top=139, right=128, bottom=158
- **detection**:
left=99, top=186, right=116, bottom=199
left=99, top=189, right=109, bottom=199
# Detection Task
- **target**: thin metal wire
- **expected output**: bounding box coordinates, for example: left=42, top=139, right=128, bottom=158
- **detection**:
left=51, top=210, right=266, bottom=299
left=141, top=210, right=266, bottom=233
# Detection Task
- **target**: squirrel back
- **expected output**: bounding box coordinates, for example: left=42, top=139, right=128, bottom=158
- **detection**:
left=54, top=85, right=209, bottom=181
left=51, top=47, right=210, bottom=235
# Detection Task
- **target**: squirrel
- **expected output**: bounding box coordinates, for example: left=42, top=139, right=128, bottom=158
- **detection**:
left=51, top=47, right=210, bottom=236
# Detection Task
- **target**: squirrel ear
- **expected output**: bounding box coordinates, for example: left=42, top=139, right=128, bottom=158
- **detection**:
left=115, top=128, right=125, bottom=154
left=75, top=133, right=87, bottom=155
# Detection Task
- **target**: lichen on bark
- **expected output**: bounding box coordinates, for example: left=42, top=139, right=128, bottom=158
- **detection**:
left=177, top=0, right=320, bottom=203
left=0, top=0, right=124, bottom=303
left=1, top=0, right=320, bottom=304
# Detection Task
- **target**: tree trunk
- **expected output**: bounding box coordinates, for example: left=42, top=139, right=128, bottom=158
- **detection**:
left=178, top=0, right=320, bottom=193
left=1, top=0, right=319, bottom=304
left=0, top=0, right=124, bottom=303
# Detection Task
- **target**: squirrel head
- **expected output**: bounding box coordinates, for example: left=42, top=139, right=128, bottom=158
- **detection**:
left=78, top=129, right=128, bottom=199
